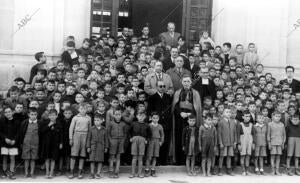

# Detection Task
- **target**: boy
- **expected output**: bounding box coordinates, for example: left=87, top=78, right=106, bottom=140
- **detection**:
left=29, top=51, right=47, bottom=83
left=129, top=112, right=152, bottom=178
left=107, top=108, right=127, bottom=178
left=199, top=114, right=217, bottom=177
left=252, top=113, right=268, bottom=175
left=86, top=114, right=108, bottom=179
left=286, top=115, right=300, bottom=175
left=58, top=107, right=73, bottom=175
left=145, top=112, right=164, bottom=177
left=106, top=97, right=119, bottom=126
left=239, top=110, right=253, bottom=175
left=218, top=107, right=237, bottom=176
left=267, top=110, right=286, bottom=175
left=19, top=108, right=41, bottom=178
left=5, top=86, right=27, bottom=111
left=0, top=107, right=18, bottom=179
left=69, top=104, right=91, bottom=179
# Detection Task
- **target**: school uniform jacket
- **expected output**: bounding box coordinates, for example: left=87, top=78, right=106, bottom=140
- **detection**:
left=217, top=118, right=237, bottom=147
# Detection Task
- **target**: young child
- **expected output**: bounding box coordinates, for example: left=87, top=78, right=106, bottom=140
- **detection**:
left=106, top=108, right=127, bottom=178
left=286, top=115, right=300, bottom=175
left=252, top=113, right=268, bottom=175
left=145, top=112, right=164, bottom=177
left=40, top=109, right=63, bottom=178
left=199, top=31, right=215, bottom=49
left=267, top=110, right=286, bottom=175
left=239, top=110, right=253, bottom=175
left=86, top=114, right=108, bottom=179
left=19, top=108, right=41, bottom=178
left=58, top=107, right=73, bottom=175
left=182, top=114, right=199, bottom=176
left=0, top=107, right=18, bottom=179
left=69, top=104, right=91, bottom=179
left=217, top=107, right=237, bottom=176
left=129, top=112, right=151, bottom=178
left=106, top=97, right=120, bottom=126
left=198, top=114, right=217, bottom=177
left=243, top=43, right=259, bottom=69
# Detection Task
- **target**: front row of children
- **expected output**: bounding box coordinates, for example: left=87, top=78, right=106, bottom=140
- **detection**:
left=184, top=106, right=300, bottom=177
left=1, top=103, right=165, bottom=179
left=1, top=103, right=300, bottom=179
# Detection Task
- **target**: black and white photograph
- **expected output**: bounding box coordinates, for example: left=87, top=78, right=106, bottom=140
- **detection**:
left=0, top=0, right=300, bottom=182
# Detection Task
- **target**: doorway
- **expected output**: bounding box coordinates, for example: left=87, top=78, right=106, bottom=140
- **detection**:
left=129, top=0, right=183, bottom=37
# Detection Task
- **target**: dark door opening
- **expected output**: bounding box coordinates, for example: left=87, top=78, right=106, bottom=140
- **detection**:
left=127, top=0, right=183, bottom=37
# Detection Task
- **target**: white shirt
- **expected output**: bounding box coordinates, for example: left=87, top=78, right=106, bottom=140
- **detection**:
left=29, top=119, right=37, bottom=124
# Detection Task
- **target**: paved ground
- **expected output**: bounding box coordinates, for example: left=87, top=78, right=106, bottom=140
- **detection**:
left=3, top=171, right=300, bottom=183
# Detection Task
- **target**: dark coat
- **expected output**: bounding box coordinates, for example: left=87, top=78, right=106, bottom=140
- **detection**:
left=40, top=120, right=63, bottom=160
left=147, top=92, right=172, bottom=131
left=184, top=63, right=200, bottom=80
left=181, top=126, right=199, bottom=155
left=193, top=77, right=216, bottom=102
left=0, top=117, right=19, bottom=148
left=280, top=78, right=300, bottom=94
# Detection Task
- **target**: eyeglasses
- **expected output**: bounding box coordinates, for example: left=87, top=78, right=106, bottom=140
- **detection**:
left=158, top=85, right=166, bottom=88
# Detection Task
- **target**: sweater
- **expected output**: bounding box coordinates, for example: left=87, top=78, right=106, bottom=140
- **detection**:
left=69, top=114, right=91, bottom=141
left=286, top=121, right=300, bottom=138
left=267, top=121, right=286, bottom=146
left=129, top=121, right=152, bottom=139
left=217, top=118, right=237, bottom=146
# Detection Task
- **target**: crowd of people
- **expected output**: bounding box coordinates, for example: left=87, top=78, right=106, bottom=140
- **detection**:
left=0, top=21, right=300, bottom=180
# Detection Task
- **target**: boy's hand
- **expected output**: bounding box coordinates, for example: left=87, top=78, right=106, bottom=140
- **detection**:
left=10, top=140, right=15, bottom=145
left=59, top=144, right=63, bottom=149
left=237, top=144, right=241, bottom=152
left=5, top=138, right=11, bottom=144
left=105, top=148, right=108, bottom=153
left=268, top=144, right=271, bottom=150
left=199, top=147, right=202, bottom=152
left=87, top=148, right=91, bottom=153
left=159, top=142, right=163, bottom=146
left=145, top=140, right=148, bottom=144
left=69, top=140, right=73, bottom=146
left=252, top=144, right=255, bottom=150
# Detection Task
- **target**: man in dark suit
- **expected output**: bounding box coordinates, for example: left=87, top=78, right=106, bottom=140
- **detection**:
left=162, top=47, right=178, bottom=72
left=280, top=66, right=300, bottom=94
left=193, top=67, right=216, bottom=102
left=184, top=53, right=200, bottom=80
left=147, top=80, right=172, bottom=165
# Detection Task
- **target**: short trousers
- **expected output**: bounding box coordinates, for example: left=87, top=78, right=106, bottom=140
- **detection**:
left=109, top=138, right=125, bottom=155
left=147, top=138, right=160, bottom=158
left=254, top=146, right=267, bottom=157
left=71, top=133, right=88, bottom=157
left=131, top=136, right=146, bottom=156
left=1, top=147, right=18, bottom=156
left=220, top=146, right=234, bottom=157
left=287, top=137, right=300, bottom=157
left=270, top=145, right=282, bottom=155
